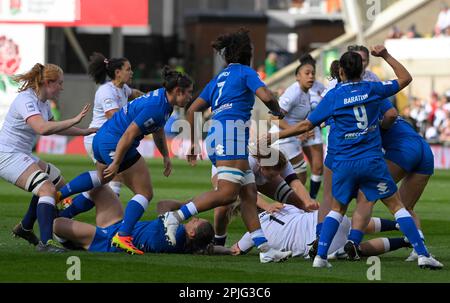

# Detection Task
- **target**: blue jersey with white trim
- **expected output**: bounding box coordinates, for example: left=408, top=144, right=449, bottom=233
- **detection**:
left=132, top=218, right=187, bottom=253
left=199, top=63, right=265, bottom=122
left=100, top=88, right=173, bottom=144
left=308, top=80, right=400, bottom=160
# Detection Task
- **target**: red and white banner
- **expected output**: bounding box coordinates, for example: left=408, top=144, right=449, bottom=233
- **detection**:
left=0, top=0, right=148, bottom=27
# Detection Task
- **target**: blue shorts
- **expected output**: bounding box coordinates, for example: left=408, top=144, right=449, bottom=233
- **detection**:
left=384, top=137, right=434, bottom=175
left=205, top=119, right=250, bottom=166
left=332, top=157, right=397, bottom=205
left=88, top=221, right=122, bottom=252
left=93, top=130, right=141, bottom=172
left=324, top=153, right=335, bottom=170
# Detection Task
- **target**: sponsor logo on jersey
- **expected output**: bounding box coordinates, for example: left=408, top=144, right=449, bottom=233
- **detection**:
left=25, top=102, right=36, bottom=112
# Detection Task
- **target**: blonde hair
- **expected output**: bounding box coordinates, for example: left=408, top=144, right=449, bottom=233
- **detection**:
left=13, top=63, right=63, bottom=95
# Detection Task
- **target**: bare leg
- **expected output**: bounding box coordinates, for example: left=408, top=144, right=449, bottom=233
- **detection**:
left=398, top=173, right=430, bottom=229
left=53, top=218, right=96, bottom=250
left=239, top=182, right=261, bottom=233
left=318, top=165, right=333, bottom=223
left=290, top=154, right=307, bottom=185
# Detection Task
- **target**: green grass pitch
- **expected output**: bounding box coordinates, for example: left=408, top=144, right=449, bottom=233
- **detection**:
left=0, top=154, right=449, bottom=282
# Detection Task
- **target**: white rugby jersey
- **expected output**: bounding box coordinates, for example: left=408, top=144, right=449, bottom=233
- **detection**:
left=88, top=81, right=132, bottom=129
left=237, top=205, right=317, bottom=257
left=270, top=81, right=311, bottom=142
left=211, top=155, right=296, bottom=186
left=309, top=81, right=325, bottom=110
left=0, top=88, right=53, bottom=153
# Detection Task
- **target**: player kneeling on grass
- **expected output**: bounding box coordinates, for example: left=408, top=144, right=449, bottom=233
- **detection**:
left=52, top=185, right=214, bottom=254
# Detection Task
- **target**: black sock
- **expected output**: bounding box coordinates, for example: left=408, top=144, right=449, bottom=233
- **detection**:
left=388, top=237, right=411, bottom=251
left=214, top=235, right=227, bottom=246
left=21, top=195, right=39, bottom=230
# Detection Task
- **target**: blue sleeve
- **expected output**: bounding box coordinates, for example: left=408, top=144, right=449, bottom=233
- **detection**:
left=199, top=81, right=213, bottom=106
left=379, top=99, right=394, bottom=115
left=371, top=80, right=400, bottom=100
left=133, top=106, right=159, bottom=134
left=245, top=68, right=266, bottom=93
left=307, top=93, right=334, bottom=126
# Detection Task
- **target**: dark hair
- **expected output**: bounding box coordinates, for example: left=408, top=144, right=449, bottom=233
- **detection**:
left=295, top=53, right=316, bottom=75
left=329, top=60, right=341, bottom=82
left=211, top=28, right=253, bottom=66
left=347, top=44, right=370, bottom=63
left=88, top=52, right=129, bottom=84
left=252, top=146, right=288, bottom=172
left=161, top=65, right=193, bottom=93
left=339, top=51, right=363, bottom=81
left=184, top=220, right=214, bottom=254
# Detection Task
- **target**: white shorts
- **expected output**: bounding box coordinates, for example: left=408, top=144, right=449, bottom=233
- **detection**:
left=272, top=137, right=303, bottom=160
left=0, top=152, right=39, bottom=184
left=327, top=215, right=351, bottom=255
left=84, top=135, right=96, bottom=163
left=211, top=165, right=255, bottom=186
left=302, top=126, right=323, bottom=147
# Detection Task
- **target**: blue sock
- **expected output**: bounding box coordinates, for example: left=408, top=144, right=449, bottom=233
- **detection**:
left=317, top=211, right=342, bottom=259
left=315, top=222, right=323, bottom=238
left=250, top=229, right=267, bottom=248
left=21, top=195, right=39, bottom=230
left=176, top=202, right=198, bottom=221
left=59, top=171, right=101, bottom=199
left=395, top=208, right=429, bottom=257
left=309, top=175, right=322, bottom=199
left=37, top=196, right=56, bottom=244
left=118, top=195, right=148, bottom=236
left=60, top=192, right=95, bottom=219
left=348, top=229, right=364, bottom=246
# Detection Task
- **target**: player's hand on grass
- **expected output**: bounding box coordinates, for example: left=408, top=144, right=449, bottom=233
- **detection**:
left=163, top=156, right=172, bottom=177
left=230, top=243, right=242, bottom=256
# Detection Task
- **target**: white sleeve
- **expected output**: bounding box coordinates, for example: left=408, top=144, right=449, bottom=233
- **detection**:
left=96, top=86, right=120, bottom=113
left=124, top=84, right=133, bottom=98
left=321, top=79, right=337, bottom=97
left=237, top=232, right=254, bottom=253
left=16, top=96, right=42, bottom=121
left=278, top=85, right=297, bottom=112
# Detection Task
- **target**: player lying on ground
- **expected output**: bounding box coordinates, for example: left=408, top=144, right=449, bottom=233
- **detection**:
left=52, top=185, right=214, bottom=254
left=158, top=200, right=411, bottom=259
left=211, top=146, right=319, bottom=246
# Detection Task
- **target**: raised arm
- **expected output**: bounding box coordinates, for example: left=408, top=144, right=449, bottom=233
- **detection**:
left=371, top=45, right=412, bottom=90
left=27, top=103, right=90, bottom=136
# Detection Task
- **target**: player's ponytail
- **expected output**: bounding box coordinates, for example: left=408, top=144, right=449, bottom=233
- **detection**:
left=339, top=51, right=363, bottom=81
left=161, top=65, right=192, bottom=93
left=88, top=52, right=128, bottom=84
left=13, top=63, right=63, bottom=95
left=211, top=28, right=252, bottom=66
left=295, top=53, right=316, bottom=75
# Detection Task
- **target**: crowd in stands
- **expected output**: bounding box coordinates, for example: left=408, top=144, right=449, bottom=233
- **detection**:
left=401, top=90, right=450, bottom=146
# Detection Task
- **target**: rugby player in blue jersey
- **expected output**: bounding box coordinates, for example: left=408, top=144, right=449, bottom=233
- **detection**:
left=54, top=67, right=194, bottom=255
left=161, top=28, right=292, bottom=263
left=266, top=45, right=442, bottom=269
left=53, top=185, right=214, bottom=254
